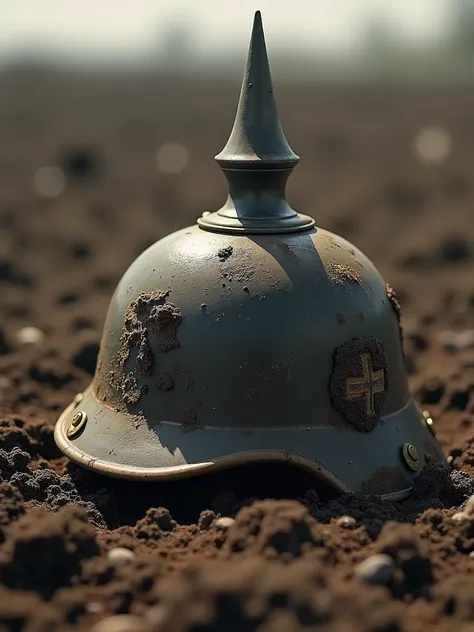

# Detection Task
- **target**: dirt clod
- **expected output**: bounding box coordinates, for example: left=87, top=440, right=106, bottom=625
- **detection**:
left=217, top=246, right=233, bottom=261
left=0, top=506, right=99, bottom=598
left=376, top=522, right=433, bottom=597
left=223, top=500, right=330, bottom=560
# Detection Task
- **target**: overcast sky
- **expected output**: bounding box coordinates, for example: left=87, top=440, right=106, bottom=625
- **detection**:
left=0, top=0, right=453, bottom=64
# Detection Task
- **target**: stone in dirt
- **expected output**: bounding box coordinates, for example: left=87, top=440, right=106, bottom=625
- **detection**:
left=355, top=554, right=395, bottom=585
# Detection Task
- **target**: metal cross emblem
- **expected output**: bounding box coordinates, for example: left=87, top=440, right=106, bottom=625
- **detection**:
left=346, top=353, right=385, bottom=417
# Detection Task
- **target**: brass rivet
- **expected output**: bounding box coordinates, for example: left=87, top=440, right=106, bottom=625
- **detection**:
left=67, top=411, right=87, bottom=438
left=402, top=443, right=419, bottom=471
left=422, top=409, right=435, bottom=435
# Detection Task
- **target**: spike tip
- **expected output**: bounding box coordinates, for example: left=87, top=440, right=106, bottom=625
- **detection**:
left=215, top=11, right=299, bottom=167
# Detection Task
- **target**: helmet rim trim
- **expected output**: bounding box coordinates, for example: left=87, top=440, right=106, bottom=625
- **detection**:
left=55, top=389, right=426, bottom=502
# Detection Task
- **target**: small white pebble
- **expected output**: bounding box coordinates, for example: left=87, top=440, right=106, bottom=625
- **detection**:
left=156, top=143, right=190, bottom=174
left=355, top=554, right=395, bottom=585
left=107, top=547, right=135, bottom=565
left=214, top=516, right=235, bottom=530
left=144, top=605, right=166, bottom=625
left=337, top=515, right=356, bottom=529
left=452, top=495, right=474, bottom=523
left=455, top=330, right=474, bottom=350
left=438, top=330, right=459, bottom=352
left=463, top=494, right=474, bottom=516
left=413, top=126, right=452, bottom=165
left=91, top=615, right=150, bottom=632
left=438, top=329, right=474, bottom=352
left=33, top=166, right=66, bottom=198
left=15, top=326, right=45, bottom=346
left=451, top=512, right=468, bottom=523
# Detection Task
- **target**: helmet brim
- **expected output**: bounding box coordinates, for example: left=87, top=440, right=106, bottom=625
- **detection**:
left=55, top=387, right=445, bottom=501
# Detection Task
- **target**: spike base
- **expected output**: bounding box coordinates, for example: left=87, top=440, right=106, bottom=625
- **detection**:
left=198, top=210, right=315, bottom=234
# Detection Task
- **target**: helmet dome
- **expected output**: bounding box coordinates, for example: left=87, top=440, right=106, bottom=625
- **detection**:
left=55, top=12, right=444, bottom=499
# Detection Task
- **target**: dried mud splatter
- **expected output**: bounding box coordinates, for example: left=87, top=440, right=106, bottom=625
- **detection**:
left=326, top=261, right=362, bottom=287
left=117, top=291, right=182, bottom=406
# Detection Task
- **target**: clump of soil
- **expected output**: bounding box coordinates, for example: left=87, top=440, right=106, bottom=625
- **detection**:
left=0, top=587, right=62, bottom=631
left=223, top=500, right=332, bottom=561
left=217, top=246, right=233, bottom=261
left=0, top=506, right=99, bottom=598
left=375, top=522, right=433, bottom=597
left=0, top=446, right=105, bottom=526
left=0, top=483, right=25, bottom=542
left=149, top=558, right=401, bottom=632
left=135, top=507, right=177, bottom=539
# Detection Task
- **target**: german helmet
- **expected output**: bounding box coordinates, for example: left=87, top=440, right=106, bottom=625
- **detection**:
left=55, top=12, right=445, bottom=499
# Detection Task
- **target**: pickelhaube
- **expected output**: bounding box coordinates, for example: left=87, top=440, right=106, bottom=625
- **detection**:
left=55, top=12, right=445, bottom=499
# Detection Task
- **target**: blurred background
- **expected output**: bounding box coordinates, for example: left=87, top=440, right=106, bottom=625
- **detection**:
left=3, top=0, right=474, bottom=81
left=1, top=0, right=474, bottom=374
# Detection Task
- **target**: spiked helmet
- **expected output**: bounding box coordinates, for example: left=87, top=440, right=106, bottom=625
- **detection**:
left=55, top=12, right=445, bottom=499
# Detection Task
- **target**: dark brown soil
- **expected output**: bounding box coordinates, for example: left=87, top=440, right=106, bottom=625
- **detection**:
left=2, top=72, right=474, bottom=631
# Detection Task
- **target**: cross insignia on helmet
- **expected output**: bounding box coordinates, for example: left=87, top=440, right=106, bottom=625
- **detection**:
left=330, top=337, right=389, bottom=432
left=346, top=353, right=385, bottom=417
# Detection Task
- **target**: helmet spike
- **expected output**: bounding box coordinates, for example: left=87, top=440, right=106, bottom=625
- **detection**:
left=198, top=12, right=315, bottom=234
left=214, top=11, right=299, bottom=167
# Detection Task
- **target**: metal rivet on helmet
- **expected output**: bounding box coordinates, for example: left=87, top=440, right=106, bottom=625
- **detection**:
left=54, top=11, right=445, bottom=499
left=422, top=409, right=435, bottom=435
left=66, top=411, right=87, bottom=439
left=401, top=443, right=420, bottom=472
